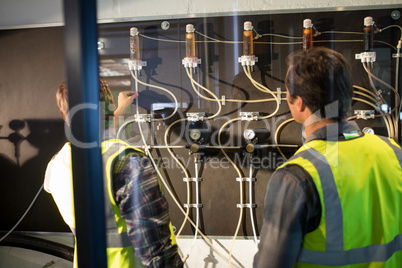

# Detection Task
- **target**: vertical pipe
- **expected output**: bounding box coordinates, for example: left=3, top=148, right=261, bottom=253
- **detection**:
left=63, top=0, right=107, bottom=267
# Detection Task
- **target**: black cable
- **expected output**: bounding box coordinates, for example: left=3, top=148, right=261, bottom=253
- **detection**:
left=0, top=233, right=73, bottom=262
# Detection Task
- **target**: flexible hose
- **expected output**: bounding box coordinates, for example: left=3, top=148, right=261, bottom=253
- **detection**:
left=163, top=118, right=192, bottom=238
left=352, top=97, right=393, bottom=138
left=186, top=67, right=222, bottom=119
left=0, top=184, right=44, bottom=243
left=363, top=62, right=400, bottom=114
left=128, top=71, right=230, bottom=264
left=362, top=63, right=397, bottom=139
left=243, top=65, right=280, bottom=119
left=132, top=71, right=192, bottom=261
left=0, top=233, right=74, bottom=261
left=131, top=71, right=179, bottom=121
left=217, top=117, right=244, bottom=267
left=274, top=118, right=296, bottom=160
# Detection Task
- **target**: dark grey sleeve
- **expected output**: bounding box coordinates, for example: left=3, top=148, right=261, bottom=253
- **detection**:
left=253, top=164, right=321, bottom=268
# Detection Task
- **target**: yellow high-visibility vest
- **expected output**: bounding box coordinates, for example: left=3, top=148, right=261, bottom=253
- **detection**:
left=45, top=139, right=177, bottom=267
left=279, top=133, right=402, bottom=267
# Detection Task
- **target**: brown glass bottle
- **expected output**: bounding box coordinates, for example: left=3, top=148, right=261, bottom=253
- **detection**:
left=363, top=17, right=374, bottom=52
left=130, top=27, right=140, bottom=60
left=185, top=24, right=196, bottom=58
left=303, top=19, right=313, bottom=51
left=243, top=21, right=254, bottom=56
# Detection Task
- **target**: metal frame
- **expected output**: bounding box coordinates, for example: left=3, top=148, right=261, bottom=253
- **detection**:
left=63, top=0, right=107, bottom=267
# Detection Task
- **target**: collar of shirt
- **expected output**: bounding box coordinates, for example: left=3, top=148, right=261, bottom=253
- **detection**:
left=304, top=121, right=362, bottom=143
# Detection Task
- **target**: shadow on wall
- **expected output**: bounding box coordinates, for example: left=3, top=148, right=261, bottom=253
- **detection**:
left=0, top=119, right=69, bottom=232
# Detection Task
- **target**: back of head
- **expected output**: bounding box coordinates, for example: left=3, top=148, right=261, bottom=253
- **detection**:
left=56, top=78, right=115, bottom=123
left=285, top=47, right=353, bottom=121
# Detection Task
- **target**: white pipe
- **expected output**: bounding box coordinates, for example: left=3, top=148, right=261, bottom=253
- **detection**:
left=248, top=164, right=258, bottom=248
left=217, top=117, right=244, bottom=267
left=188, top=160, right=200, bottom=253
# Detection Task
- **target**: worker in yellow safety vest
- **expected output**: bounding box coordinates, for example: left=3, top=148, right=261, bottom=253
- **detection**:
left=44, top=79, right=183, bottom=267
left=254, top=47, right=402, bottom=267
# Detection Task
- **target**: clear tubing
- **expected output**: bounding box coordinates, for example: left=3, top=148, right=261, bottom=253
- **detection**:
left=130, top=27, right=140, bottom=60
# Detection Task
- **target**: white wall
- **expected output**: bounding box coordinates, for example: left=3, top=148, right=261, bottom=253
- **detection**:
left=1, top=0, right=401, bottom=29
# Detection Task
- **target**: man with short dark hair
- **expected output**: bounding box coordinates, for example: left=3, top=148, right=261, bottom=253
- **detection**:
left=45, top=79, right=184, bottom=268
left=254, top=47, right=402, bottom=267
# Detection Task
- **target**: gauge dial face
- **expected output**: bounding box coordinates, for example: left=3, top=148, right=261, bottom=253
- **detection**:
left=362, top=127, right=375, bottom=134
left=189, top=129, right=202, bottom=141
left=243, top=129, right=256, bottom=140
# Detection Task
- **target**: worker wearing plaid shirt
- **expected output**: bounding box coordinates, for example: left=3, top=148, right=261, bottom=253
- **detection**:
left=44, top=79, right=183, bottom=267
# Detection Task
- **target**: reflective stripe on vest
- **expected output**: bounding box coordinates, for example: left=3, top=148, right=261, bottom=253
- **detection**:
left=286, top=134, right=402, bottom=266
left=378, top=136, right=402, bottom=167
left=106, top=231, right=132, bottom=248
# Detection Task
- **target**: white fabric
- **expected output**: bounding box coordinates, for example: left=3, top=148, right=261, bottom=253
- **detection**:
left=44, top=143, right=75, bottom=229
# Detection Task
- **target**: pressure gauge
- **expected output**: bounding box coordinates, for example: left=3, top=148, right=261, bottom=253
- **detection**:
left=243, top=129, right=256, bottom=140
left=362, top=127, right=375, bottom=134
left=189, top=129, right=202, bottom=141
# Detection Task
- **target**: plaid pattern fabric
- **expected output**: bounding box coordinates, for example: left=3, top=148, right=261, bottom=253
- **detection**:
left=112, top=152, right=183, bottom=268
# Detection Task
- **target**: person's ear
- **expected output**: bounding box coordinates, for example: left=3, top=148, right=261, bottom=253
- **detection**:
left=295, top=96, right=307, bottom=112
